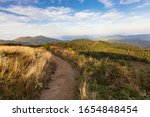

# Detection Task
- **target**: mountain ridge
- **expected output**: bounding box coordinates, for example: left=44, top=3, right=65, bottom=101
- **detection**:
left=0, top=34, right=150, bottom=47
left=14, top=36, right=62, bottom=45
left=98, top=34, right=150, bottom=47
left=0, top=36, right=62, bottom=45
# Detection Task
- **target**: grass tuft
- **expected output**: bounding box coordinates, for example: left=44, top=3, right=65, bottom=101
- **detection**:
left=0, top=46, right=54, bottom=99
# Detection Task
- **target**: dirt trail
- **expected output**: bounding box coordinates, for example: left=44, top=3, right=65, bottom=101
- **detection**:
left=40, top=55, right=77, bottom=100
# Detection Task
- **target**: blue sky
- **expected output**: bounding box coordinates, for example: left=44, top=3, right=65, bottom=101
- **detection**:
left=0, top=0, right=150, bottom=40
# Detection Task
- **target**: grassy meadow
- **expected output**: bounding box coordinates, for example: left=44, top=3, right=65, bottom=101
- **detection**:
left=0, top=39, right=150, bottom=100
left=43, top=40, right=150, bottom=100
left=0, top=46, right=54, bottom=99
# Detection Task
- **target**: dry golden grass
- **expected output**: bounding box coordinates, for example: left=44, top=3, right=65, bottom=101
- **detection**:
left=0, top=46, right=54, bottom=99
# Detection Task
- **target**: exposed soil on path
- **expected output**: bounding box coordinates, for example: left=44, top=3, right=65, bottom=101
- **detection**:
left=40, top=55, right=77, bottom=100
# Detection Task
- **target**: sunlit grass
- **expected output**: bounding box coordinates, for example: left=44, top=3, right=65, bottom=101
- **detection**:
left=46, top=45, right=150, bottom=100
left=0, top=46, right=54, bottom=99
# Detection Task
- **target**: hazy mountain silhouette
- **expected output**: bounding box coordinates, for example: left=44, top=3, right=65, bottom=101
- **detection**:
left=99, top=34, right=150, bottom=47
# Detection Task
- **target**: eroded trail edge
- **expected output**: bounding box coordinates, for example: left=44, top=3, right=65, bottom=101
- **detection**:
left=40, top=55, right=77, bottom=100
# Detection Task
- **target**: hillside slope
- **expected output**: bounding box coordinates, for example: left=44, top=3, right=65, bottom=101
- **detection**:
left=47, top=39, right=150, bottom=63
left=99, top=34, right=150, bottom=47
left=0, top=40, right=23, bottom=45
left=111, top=39, right=150, bottom=48
left=15, top=36, right=62, bottom=45
left=43, top=39, right=150, bottom=99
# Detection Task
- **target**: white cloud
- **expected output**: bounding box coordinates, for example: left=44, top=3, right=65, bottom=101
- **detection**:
left=74, top=10, right=101, bottom=21
left=0, top=12, right=29, bottom=23
left=101, top=9, right=125, bottom=20
left=0, top=6, right=74, bottom=22
left=136, top=1, right=150, bottom=8
left=0, top=5, right=150, bottom=40
left=0, top=6, right=102, bottom=23
left=120, top=0, right=141, bottom=4
left=98, top=0, right=113, bottom=8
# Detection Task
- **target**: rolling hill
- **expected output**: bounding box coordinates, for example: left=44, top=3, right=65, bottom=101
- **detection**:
left=0, top=40, right=15, bottom=44
left=98, top=34, right=150, bottom=47
left=0, top=40, right=27, bottom=45
left=43, top=39, right=150, bottom=99
left=14, top=36, right=62, bottom=45
left=60, top=35, right=94, bottom=40
left=0, top=36, right=62, bottom=45
left=113, top=39, right=150, bottom=48
left=45, top=39, right=150, bottom=63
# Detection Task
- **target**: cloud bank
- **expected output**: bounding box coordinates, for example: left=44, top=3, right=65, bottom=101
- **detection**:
left=0, top=0, right=150, bottom=40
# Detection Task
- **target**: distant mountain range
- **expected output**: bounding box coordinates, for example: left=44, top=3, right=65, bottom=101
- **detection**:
left=0, top=34, right=150, bottom=47
left=0, top=36, right=61, bottom=45
left=0, top=40, right=23, bottom=45
left=99, top=34, right=150, bottom=48
left=15, top=36, right=61, bottom=45
left=60, top=35, right=95, bottom=40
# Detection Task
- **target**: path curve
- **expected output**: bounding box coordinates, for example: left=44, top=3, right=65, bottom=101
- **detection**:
left=40, top=55, right=77, bottom=100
